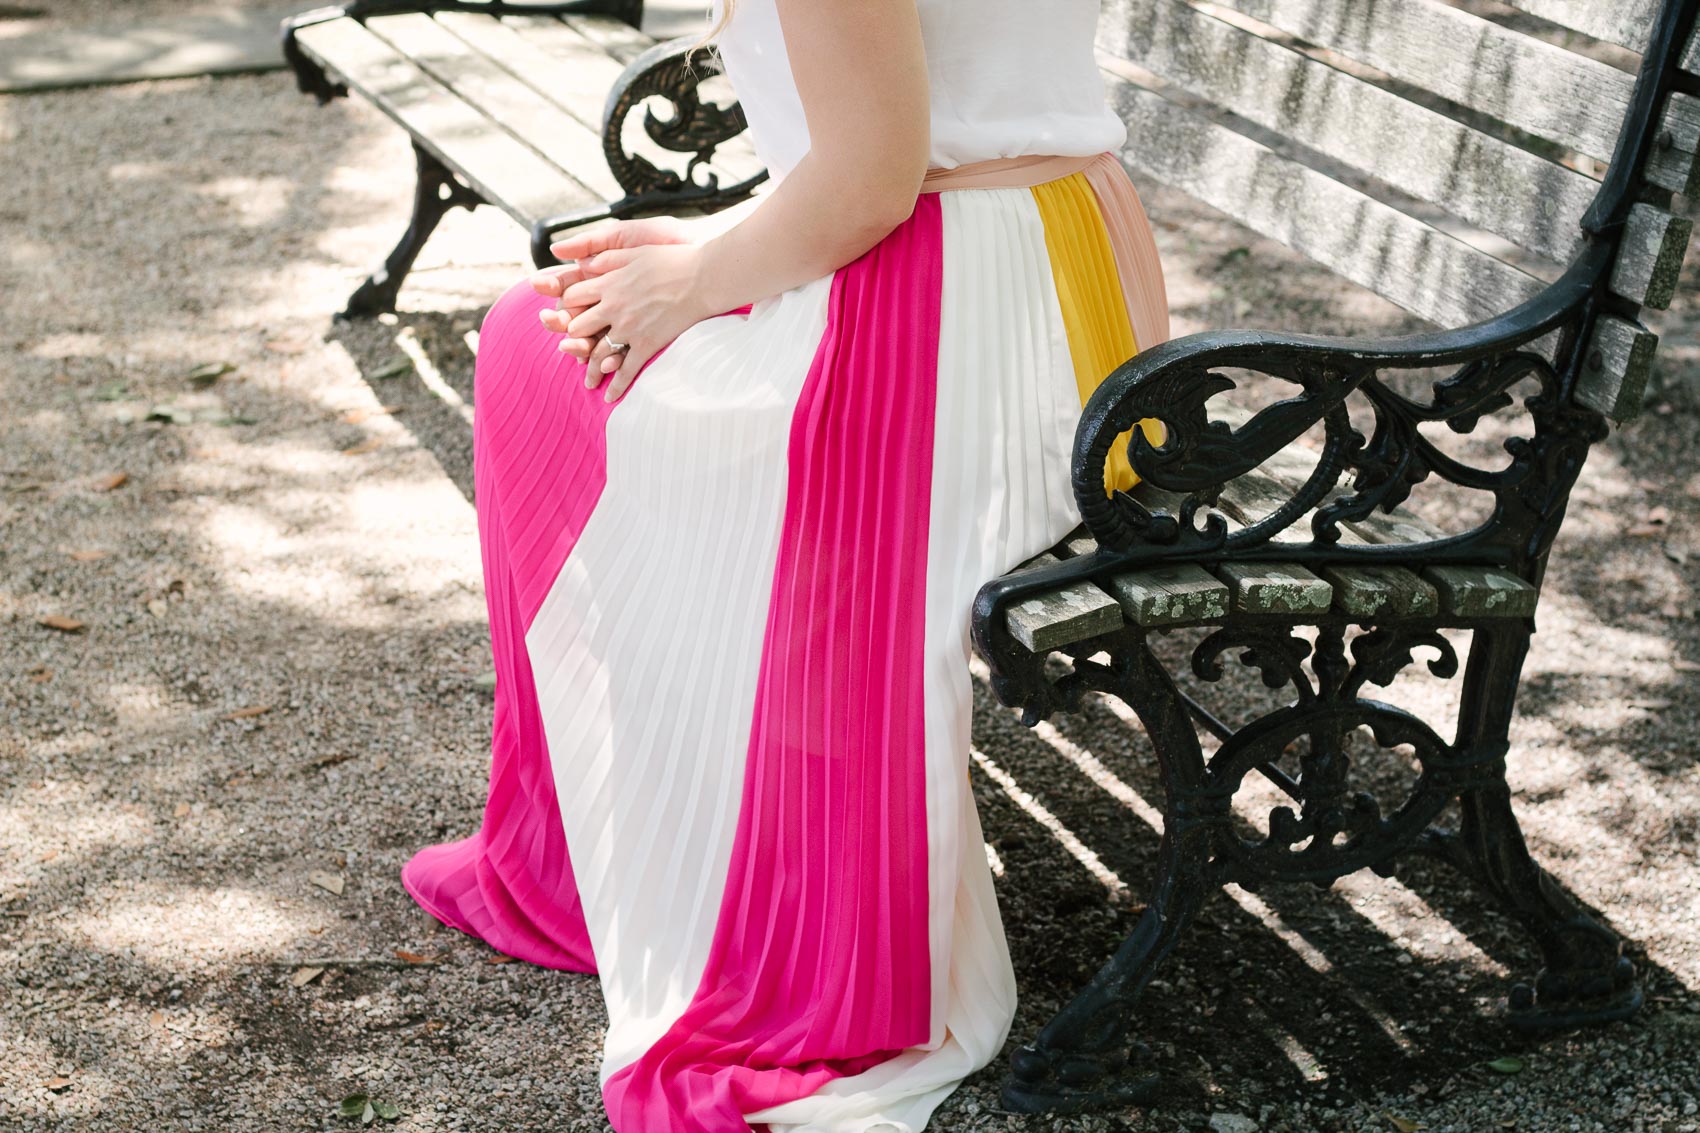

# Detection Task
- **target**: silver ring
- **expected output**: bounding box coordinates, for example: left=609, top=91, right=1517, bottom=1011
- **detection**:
left=604, top=339, right=630, bottom=353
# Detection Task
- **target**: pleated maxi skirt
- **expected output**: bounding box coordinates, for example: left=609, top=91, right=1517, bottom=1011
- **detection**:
left=400, top=151, right=1169, bottom=1133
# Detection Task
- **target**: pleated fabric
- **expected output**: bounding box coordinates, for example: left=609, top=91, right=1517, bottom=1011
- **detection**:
left=400, top=156, right=1169, bottom=1133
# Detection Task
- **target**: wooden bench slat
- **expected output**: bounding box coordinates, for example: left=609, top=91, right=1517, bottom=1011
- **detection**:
left=559, top=13, right=655, bottom=64
left=1212, top=0, right=1634, bottom=164
left=1496, top=0, right=1659, bottom=53
left=1322, top=565, right=1441, bottom=618
left=1577, top=315, right=1659, bottom=424
left=1609, top=201, right=1694, bottom=310
left=362, top=13, right=624, bottom=202
left=1101, top=72, right=1547, bottom=331
left=1217, top=562, right=1334, bottom=615
left=294, top=18, right=590, bottom=226
left=435, top=11, right=630, bottom=134
left=1646, top=92, right=1700, bottom=196
left=1423, top=565, right=1539, bottom=618
left=1100, top=0, right=1601, bottom=267
left=1107, top=563, right=1232, bottom=627
left=1005, top=554, right=1125, bottom=652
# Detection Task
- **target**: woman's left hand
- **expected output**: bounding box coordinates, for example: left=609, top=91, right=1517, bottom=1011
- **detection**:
left=540, top=243, right=712, bottom=403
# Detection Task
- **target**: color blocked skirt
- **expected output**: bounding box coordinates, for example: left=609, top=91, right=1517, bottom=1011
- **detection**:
left=400, top=152, right=1169, bottom=1133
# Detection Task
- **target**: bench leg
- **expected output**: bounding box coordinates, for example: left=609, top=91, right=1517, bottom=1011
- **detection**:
left=1000, top=643, right=1217, bottom=1114
left=1442, top=626, right=1643, bottom=1028
left=342, top=143, right=485, bottom=320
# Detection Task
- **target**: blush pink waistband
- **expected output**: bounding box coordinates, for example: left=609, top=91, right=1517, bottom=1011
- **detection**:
left=920, top=152, right=1102, bottom=192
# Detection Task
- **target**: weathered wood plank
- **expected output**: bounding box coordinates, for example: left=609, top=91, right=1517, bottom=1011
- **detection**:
left=1576, top=315, right=1659, bottom=424
left=1106, top=563, right=1232, bottom=627
left=1646, top=92, right=1700, bottom=196
left=1322, top=565, right=1441, bottom=618
left=1217, top=562, right=1334, bottom=615
left=294, top=18, right=588, bottom=226
left=1423, top=565, right=1539, bottom=618
left=560, top=13, right=655, bottom=63
left=1495, top=0, right=1660, bottom=53
left=1099, top=70, right=1548, bottom=328
left=1214, top=0, right=1634, bottom=163
left=436, top=11, right=628, bottom=132
left=1609, top=202, right=1694, bottom=310
left=1099, top=0, right=1601, bottom=265
left=1005, top=554, right=1126, bottom=652
left=362, top=13, right=623, bottom=201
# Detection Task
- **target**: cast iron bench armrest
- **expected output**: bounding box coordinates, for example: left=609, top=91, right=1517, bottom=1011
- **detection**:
left=529, top=35, right=768, bottom=265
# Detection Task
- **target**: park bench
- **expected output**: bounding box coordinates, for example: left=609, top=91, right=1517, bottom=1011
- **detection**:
left=970, top=0, right=1700, bottom=1116
left=287, top=0, right=1698, bottom=1118
left=281, top=1, right=763, bottom=318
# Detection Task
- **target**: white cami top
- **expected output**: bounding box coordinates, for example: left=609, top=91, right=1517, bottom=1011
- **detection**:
left=710, top=0, right=1127, bottom=178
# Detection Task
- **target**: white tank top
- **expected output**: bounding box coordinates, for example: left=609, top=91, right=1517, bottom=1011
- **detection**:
left=710, top=0, right=1127, bottom=179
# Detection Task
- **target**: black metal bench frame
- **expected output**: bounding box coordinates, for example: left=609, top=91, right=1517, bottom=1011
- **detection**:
left=969, top=0, right=1699, bottom=1115
left=282, top=0, right=763, bottom=318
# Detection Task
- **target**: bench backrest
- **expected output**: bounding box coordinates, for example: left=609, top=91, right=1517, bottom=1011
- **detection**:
left=1096, top=0, right=1696, bottom=405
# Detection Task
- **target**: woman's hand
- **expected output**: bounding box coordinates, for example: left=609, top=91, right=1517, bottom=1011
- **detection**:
left=540, top=242, right=714, bottom=403
left=530, top=216, right=701, bottom=363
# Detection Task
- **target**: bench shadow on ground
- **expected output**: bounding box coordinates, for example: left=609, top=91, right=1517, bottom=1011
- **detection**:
left=325, top=238, right=1700, bottom=1122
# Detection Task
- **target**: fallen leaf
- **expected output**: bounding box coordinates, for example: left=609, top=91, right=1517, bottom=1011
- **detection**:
left=370, top=357, right=412, bottom=381
left=473, top=671, right=498, bottom=693
left=1485, top=1056, right=1525, bottom=1075
left=221, top=705, right=271, bottom=720
left=1383, top=1114, right=1423, bottom=1133
left=1666, top=544, right=1690, bottom=565
left=1628, top=524, right=1663, bottom=537
left=92, top=472, right=128, bottom=492
left=265, top=338, right=310, bottom=355
left=422, top=1019, right=446, bottom=1031
left=66, top=549, right=108, bottom=562
left=93, top=381, right=128, bottom=401
left=39, top=849, right=57, bottom=862
left=309, top=870, right=345, bottom=896
left=486, top=954, right=516, bottom=965
left=1647, top=505, right=1672, bottom=525
left=186, top=362, right=235, bottom=386
left=342, top=437, right=384, bottom=456
left=338, top=406, right=398, bottom=425
left=146, top=598, right=168, bottom=619
left=173, top=802, right=192, bottom=818
left=393, top=950, right=433, bottom=965
left=373, top=1100, right=400, bottom=1120
left=146, top=404, right=194, bottom=425
left=339, top=1093, right=369, bottom=1118
left=27, top=667, right=52, bottom=684
left=43, top=1077, right=72, bottom=1093
left=1630, top=699, right=1673, bottom=711
left=291, top=966, right=325, bottom=987
left=38, top=615, right=86, bottom=633
left=148, top=1010, right=165, bottom=1026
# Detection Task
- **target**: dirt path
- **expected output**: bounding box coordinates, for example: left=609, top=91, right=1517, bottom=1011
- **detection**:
left=3, top=71, right=1698, bottom=1133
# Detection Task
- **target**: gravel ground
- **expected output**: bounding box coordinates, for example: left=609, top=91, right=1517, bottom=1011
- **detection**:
left=3, top=69, right=1699, bottom=1133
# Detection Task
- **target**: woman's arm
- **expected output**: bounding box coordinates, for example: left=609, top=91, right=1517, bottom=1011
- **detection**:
left=545, top=0, right=931, bottom=401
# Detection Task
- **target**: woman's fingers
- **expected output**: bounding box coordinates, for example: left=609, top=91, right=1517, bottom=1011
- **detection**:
left=565, top=302, right=612, bottom=342
left=584, top=334, right=624, bottom=388
left=577, top=247, right=639, bottom=277
left=548, top=220, right=623, bottom=263
left=559, top=274, right=604, bottom=310
left=529, top=263, right=583, bottom=297
left=603, top=343, right=654, bottom=404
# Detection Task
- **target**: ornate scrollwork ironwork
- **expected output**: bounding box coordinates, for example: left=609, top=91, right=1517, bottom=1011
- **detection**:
left=600, top=38, right=765, bottom=204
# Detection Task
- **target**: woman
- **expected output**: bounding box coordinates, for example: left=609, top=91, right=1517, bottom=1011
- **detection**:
left=400, top=0, right=1168, bottom=1128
